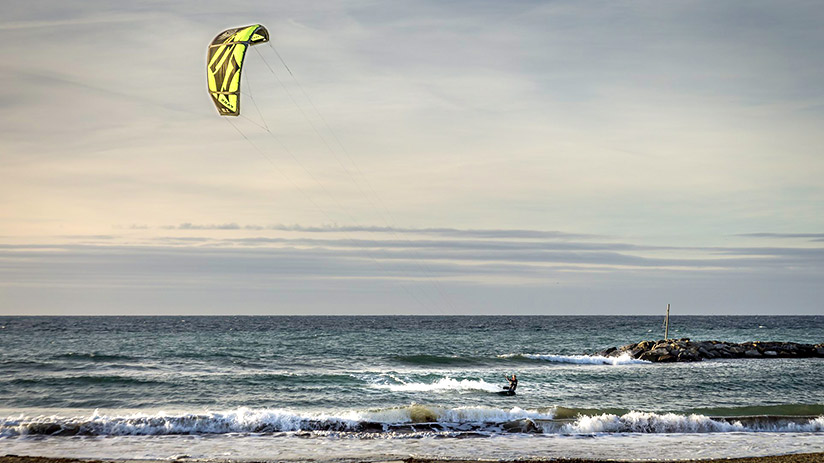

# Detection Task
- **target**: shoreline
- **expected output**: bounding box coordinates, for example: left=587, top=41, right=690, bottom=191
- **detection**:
left=4, top=454, right=824, bottom=463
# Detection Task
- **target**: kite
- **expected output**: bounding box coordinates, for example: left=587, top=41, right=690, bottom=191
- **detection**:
left=206, top=24, right=270, bottom=116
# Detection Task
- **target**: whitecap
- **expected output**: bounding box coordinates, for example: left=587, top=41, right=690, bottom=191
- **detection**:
left=369, top=377, right=502, bottom=393
left=501, top=353, right=650, bottom=365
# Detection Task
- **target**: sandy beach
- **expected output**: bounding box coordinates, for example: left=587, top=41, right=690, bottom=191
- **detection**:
left=4, top=453, right=824, bottom=463
left=408, top=456, right=824, bottom=463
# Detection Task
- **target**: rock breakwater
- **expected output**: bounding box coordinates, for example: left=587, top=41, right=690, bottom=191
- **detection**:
left=598, top=339, right=824, bottom=362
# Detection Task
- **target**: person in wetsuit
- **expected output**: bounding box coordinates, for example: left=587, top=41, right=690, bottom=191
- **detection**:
left=504, top=374, right=518, bottom=393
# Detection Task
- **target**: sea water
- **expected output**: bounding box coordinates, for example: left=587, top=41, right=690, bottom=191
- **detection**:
left=1, top=316, right=822, bottom=461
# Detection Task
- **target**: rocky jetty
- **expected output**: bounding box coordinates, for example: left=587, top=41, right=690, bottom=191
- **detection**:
left=598, top=339, right=824, bottom=363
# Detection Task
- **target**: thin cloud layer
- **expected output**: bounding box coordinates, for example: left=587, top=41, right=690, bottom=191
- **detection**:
left=1, top=227, right=821, bottom=314
left=0, top=1, right=822, bottom=314
left=163, top=223, right=600, bottom=240
left=737, top=233, right=824, bottom=242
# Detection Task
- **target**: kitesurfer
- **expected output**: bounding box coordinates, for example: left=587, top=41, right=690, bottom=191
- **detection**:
left=504, top=373, right=518, bottom=393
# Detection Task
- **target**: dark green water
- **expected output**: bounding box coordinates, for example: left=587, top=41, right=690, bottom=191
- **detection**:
left=0, top=315, right=822, bottom=437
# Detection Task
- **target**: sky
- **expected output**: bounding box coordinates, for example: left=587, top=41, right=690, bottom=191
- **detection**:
left=0, top=0, right=822, bottom=315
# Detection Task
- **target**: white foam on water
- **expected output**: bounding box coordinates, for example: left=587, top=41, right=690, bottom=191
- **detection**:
left=785, top=415, right=824, bottom=432
left=2, top=430, right=824, bottom=462
left=0, top=405, right=552, bottom=437
left=502, top=352, right=650, bottom=365
left=565, top=411, right=824, bottom=434
left=368, top=376, right=503, bottom=393
left=0, top=408, right=358, bottom=436
left=566, top=411, right=745, bottom=433
left=340, top=404, right=555, bottom=425
left=3, top=407, right=822, bottom=437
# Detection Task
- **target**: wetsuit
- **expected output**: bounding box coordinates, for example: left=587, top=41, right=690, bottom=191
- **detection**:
left=507, top=377, right=518, bottom=393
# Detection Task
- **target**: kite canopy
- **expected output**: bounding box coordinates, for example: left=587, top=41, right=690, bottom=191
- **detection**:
left=207, top=24, right=270, bottom=116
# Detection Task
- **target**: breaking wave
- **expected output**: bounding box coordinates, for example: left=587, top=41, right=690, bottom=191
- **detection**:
left=564, top=411, right=824, bottom=434
left=3, top=406, right=822, bottom=437
left=368, top=376, right=502, bottom=393
left=500, top=353, right=650, bottom=365
left=391, top=352, right=650, bottom=367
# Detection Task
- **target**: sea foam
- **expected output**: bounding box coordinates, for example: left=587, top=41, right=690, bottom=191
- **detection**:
left=563, top=411, right=824, bottom=434
left=501, top=353, right=650, bottom=365
left=369, top=377, right=502, bottom=393
left=0, top=405, right=552, bottom=437
left=4, top=407, right=824, bottom=437
left=565, top=411, right=746, bottom=433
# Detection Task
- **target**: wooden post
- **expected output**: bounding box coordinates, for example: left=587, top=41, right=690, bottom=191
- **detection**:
left=665, top=304, right=670, bottom=340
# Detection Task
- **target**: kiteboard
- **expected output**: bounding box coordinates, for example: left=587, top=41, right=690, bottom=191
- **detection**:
left=498, top=389, right=516, bottom=396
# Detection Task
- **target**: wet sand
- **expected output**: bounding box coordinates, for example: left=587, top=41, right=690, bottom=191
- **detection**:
left=3, top=453, right=824, bottom=463
left=406, top=455, right=824, bottom=463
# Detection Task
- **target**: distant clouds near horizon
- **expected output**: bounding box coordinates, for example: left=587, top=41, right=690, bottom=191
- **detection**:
left=1, top=226, right=821, bottom=315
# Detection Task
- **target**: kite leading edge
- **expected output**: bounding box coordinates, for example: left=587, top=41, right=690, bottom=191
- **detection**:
left=207, top=24, right=270, bottom=116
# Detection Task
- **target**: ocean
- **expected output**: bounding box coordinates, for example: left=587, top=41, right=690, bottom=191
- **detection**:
left=1, top=315, right=823, bottom=461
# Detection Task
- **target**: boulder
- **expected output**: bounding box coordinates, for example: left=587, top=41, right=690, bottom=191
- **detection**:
left=798, top=345, right=815, bottom=355
left=677, top=351, right=698, bottom=362
left=639, top=351, right=658, bottom=362
left=602, top=346, right=617, bottom=356
left=597, top=339, right=823, bottom=362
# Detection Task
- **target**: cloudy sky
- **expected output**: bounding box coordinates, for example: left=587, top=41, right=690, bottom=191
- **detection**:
left=1, top=1, right=822, bottom=315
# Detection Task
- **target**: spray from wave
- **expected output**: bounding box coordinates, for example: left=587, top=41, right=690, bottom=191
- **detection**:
left=368, top=376, right=503, bottom=393
left=500, top=353, right=650, bottom=365
left=0, top=406, right=550, bottom=437
left=3, top=406, right=822, bottom=437
left=564, top=412, right=824, bottom=434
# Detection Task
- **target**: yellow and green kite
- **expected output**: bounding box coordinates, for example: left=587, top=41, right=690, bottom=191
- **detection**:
left=206, top=24, right=270, bottom=116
